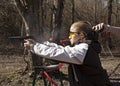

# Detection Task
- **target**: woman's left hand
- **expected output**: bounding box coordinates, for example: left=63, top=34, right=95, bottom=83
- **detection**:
left=24, top=39, right=36, bottom=50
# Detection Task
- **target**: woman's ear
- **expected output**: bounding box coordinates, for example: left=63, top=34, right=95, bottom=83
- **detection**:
left=79, top=32, right=86, bottom=40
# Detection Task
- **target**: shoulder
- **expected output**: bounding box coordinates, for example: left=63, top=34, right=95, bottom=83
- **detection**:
left=78, top=43, right=88, bottom=47
left=75, top=43, right=89, bottom=50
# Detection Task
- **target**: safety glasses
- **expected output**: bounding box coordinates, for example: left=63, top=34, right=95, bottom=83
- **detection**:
left=69, top=32, right=79, bottom=37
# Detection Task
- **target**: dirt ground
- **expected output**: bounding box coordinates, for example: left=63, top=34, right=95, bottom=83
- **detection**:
left=0, top=54, right=120, bottom=86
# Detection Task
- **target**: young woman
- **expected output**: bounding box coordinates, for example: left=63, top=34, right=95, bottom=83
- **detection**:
left=24, top=21, right=111, bottom=86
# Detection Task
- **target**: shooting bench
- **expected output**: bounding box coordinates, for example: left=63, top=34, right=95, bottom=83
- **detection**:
left=32, top=63, right=64, bottom=86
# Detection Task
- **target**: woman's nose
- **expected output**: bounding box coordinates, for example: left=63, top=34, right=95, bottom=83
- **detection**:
left=69, top=36, right=71, bottom=39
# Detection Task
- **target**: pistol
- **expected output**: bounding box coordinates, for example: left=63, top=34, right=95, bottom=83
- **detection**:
left=8, top=36, right=35, bottom=41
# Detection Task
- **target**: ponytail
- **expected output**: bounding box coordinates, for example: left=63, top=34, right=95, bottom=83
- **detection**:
left=87, top=31, right=102, bottom=54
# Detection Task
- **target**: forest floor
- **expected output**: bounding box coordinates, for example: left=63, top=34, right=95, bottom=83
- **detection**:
left=0, top=53, right=120, bottom=86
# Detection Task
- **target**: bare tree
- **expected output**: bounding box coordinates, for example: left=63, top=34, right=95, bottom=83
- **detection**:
left=108, top=0, right=113, bottom=25
left=115, top=0, right=120, bottom=26
left=11, top=0, right=64, bottom=73
left=51, top=0, right=64, bottom=43
left=13, top=0, right=46, bottom=73
left=71, top=0, right=75, bottom=23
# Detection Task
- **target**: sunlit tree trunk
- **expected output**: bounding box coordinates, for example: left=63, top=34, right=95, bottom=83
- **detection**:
left=15, top=0, right=44, bottom=72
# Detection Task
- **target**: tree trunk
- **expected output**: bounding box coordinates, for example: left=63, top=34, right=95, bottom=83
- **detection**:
left=115, top=0, right=119, bottom=26
left=108, top=0, right=113, bottom=25
left=15, top=0, right=44, bottom=72
left=14, top=0, right=64, bottom=72
left=94, top=0, right=97, bottom=24
left=52, top=0, right=64, bottom=43
left=71, top=0, right=75, bottom=23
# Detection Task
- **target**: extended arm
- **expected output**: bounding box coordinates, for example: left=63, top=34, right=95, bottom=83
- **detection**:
left=24, top=40, right=88, bottom=65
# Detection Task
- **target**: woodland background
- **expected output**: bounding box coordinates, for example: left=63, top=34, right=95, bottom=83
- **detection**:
left=0, top=0, right=120, bottom=50
left=0, top=0, right=120, bottom=86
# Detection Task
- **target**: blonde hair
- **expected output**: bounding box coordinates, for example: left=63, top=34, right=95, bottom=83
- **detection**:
left=70, top=21, right=92, bottom=34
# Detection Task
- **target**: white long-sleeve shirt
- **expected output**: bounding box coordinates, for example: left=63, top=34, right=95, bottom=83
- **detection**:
left=31, top=41, right=88, bottom=65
